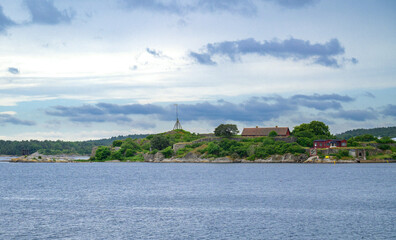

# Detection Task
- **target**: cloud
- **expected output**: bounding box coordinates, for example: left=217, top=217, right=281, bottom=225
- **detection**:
left=382, top=104, right=396, bottom=117
left=146, top=48, right=171, bottom=59
left=190, top=37, right=354, bottom=68
left=0, top=5, right=16, bottom=32
left=189, top=52, right=216, bottom=65
left=121, top=0, right=257, bottom=15
left=45, top=93, right=356, bottom=124
left=330, top=109, right=377, bottom=122
left=0, top=113, right=36, bottom=126
left=24, top=0, right=74, bottom=25
left=363, top=92, right=375, bottom=98
left=8, top=67, right=20, bottom=74
left=46, top=103, right=164, bottom=126
left=121, top=0, right=187, bottom=15
left=268, top=0, right=319, bottom=9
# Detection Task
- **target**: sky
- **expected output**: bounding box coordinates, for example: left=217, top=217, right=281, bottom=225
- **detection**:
left=0, top=0, right=395, bottom=140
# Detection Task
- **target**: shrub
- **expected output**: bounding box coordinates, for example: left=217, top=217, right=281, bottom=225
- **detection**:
left=378, top=144, right=391, bottom=150
left=112, top=140, right=123, bottom=147
left=95, top=146, right=111, bottom=160
left=130, top=154, right=145, bottom=162
left=269, top=131, right=278, bottom=137
left=205, top=142, right=221, bottom=155
left=376, top=137, right=394, bottom=144
left=151, top=135, right=170, bottom=150
left=125, top=149, right=136, bottom=157
left=391, top=153, right=396, bottom=160
left=161, top=146, right=173, bottom=158
left=336, top=149, right=349, bottom=159
left=110, top=150, right=124, bottom=160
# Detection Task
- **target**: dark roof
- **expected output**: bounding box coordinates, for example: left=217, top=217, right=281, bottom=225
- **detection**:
left=241, top=127, right=289, bottom=136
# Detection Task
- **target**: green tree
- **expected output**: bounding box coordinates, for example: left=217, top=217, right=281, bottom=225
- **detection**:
left=161, top=146, right=173, bottom=158
left=293, top=121, right=330, bottom=137
left=112, top=140, right=123, bottom=147
left=214, top=124, right=239, bottom=137
left=95, top=146, right=111, bottom=160
left=269, top=130, right=278, bottom=137
left=151, top=135, right=170, bottom=150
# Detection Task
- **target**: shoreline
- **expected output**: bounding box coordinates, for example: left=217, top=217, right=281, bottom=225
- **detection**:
left=8, top=157, right=396, bottom=164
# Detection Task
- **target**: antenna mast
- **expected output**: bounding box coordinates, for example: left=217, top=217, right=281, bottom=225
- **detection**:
left=173, top=104, right=182, bottom=130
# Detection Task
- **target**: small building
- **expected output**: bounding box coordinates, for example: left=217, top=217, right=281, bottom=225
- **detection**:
left=241, top=126, right=290, bottom=137
left=313, top=139, right=347, bottom=148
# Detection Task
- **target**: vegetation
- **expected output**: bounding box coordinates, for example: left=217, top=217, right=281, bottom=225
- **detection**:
left=214, top=124, right=239, bottom=137
left=151, top=135, right=171, bottom=150
left=268, top=131, right=278, bottom=137
left=292, top=121, right=333, bottom=147
left=347, top=135, right=395, bottom=147
left=5, top=120, right=395, bottom=162
left=336, top=126, right=396, bottom=139
left=0, top=134, right=147, bottom=156
left=195, top=137, right=305, bottom=160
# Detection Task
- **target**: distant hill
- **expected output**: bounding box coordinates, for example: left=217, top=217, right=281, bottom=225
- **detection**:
left=0, top=134, right=149, bottom=156
left=85, top=134, right=149, bottom=146
left=336, top=127, right=396, bottom=139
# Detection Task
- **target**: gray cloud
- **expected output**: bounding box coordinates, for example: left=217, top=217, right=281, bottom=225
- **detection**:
left=121, top=0, right=317, bottom=15
left=121, top=0, right=257, bottom=15
left=24, top=0, right=74, bottom=25
left=330, top=109, right=377, bottom=122
left=189, top=52, right=216, bottom=65
left=363, top=92, right=375, bottom=98
left=8, top=67, right=20, bottom=74
left=190, top=38, right=354, bottom=68
left=0, top=5, right=16, bottom=32
left=46, top=93, right=356, bottom=124
left=268, top=0, right=319, bottom=9
left=146, top=48, right=171, bottom=59
left=382, top=104, right=396, bottom=117
left=0, top=113, right=36, bottom=126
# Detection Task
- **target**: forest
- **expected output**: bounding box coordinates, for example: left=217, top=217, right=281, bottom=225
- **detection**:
left=0, top=134, right=148, bottom=155
left=336, top=127, right=396, bottom=139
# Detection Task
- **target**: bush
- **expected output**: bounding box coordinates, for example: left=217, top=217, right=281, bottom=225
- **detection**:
left=95, top=146, right=111, bottom=160
left=112, top=140, right=123, bottom=147
left=161, top=146, right=173, bottom=158
left=129, top=154, right=145, bottom=162
left=391, top=153, right=396, bottom=160
left=376, top=137, right=394, bottom=144
left=110, top=150, right=124, bottom=160
left=125, top=149, right=136, bottom=157
left=336, top=149, right=349, bottom=159
left=205, top=142, right=221, bottom=155
left=378, top=144, right=391, bottom=150
left=269, top=131, right=278, bottom=137
left=151, top=135, right=170, bottom=150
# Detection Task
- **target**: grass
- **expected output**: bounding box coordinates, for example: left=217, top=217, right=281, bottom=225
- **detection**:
left=367, top=154, right=394, bottom=160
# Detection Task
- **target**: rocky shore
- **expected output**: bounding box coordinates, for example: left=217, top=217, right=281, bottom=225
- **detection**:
left=8, top=151, right=394, bottom=163
left=9, top=152, right=88, bottom=163
left=142, top=152, right=395, bottom=163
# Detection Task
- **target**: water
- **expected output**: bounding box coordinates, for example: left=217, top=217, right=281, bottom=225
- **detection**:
left=0, top=156, right=17, bottom=162
left=0, top=163, right=395, bottom=239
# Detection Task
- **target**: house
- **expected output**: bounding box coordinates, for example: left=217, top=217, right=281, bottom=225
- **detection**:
left=241, top=126, right=291, bottom=137
left=313, top=139, right=347, bottom=148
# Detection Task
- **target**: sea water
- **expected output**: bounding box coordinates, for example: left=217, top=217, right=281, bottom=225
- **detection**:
left=0, top=163, right=395, bottom=239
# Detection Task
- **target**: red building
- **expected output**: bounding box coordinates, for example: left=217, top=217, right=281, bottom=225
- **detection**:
left=313, top=139, right=347, bottom=148
left=241, top=126, right=290, bottom=137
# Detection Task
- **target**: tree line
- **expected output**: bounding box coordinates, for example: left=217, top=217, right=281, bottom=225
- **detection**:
left=0, top=134, right=148, bottom=155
